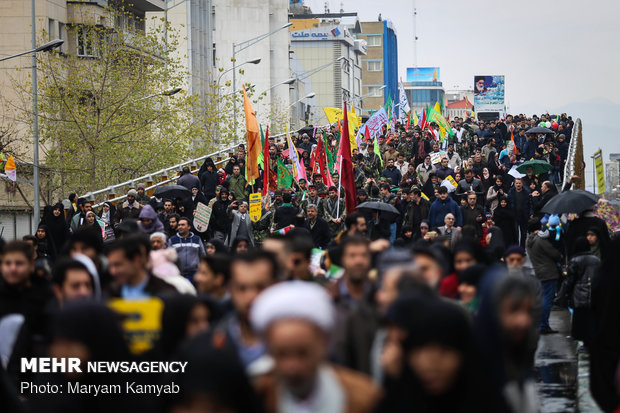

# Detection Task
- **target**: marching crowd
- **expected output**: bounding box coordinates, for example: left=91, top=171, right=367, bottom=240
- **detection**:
left=1, top=112, right=620, bottom=413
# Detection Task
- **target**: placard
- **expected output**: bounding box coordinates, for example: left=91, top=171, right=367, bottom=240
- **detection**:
left=193, top=202, right=212, bottom=232
left=108, top=298, right=163, bottom=354
left=249, top=193, right=262, bottom=222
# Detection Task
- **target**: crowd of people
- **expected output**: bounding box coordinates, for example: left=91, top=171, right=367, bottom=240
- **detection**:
left=1, top=112, right=620, bottom=413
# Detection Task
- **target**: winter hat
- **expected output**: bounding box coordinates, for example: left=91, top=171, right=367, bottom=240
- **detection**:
left=127, top=189, right=138, bottom=197
left=548, top=214, right=560, bottom=227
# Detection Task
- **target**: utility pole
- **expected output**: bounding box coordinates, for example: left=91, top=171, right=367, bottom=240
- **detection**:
left=412, top=0, right=418, bottom=68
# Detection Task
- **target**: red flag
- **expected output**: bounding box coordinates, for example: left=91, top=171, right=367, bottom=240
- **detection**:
left=364, top=124, right=371, bottom=143
left=316, top=135, right=335, bottom=187
left=419, top=109, right=428, bottom=130
left=340, top=102, right=357, bottom=214
left=406, top=111, right=411, bottom=130
left=262, top=126, right=270, bottom=196
left=510, top=125, right=516, bottom=154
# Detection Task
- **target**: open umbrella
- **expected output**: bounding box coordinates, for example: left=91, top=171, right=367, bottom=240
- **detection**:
left=153, top=184, right=192, bottom=199
left=516, top=159, right=553, bottom=175
left=541, top=190, right=599, bottom=215
left=526, top=126, right=554, bottom=135
left=356, top=201, right=400, bottom=215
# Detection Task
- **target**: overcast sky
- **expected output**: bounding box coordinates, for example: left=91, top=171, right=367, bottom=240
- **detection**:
left=306, top=0, right=620, bottom=114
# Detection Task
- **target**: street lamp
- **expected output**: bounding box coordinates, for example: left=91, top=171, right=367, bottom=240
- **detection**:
left=139, top=87, right=183, bottom=101
left=0, top=39, right=64, bottom=62
left=257, top=77, right=296, bottom=96
left=289, top=92, right=316, bottom=130
left=360, top=85, right=386, bottom=99
left=232, top=22, right=292, bottom=133
left=216, top=58, right=261, bottom=85
left=0, top=37, right=64, bottom=231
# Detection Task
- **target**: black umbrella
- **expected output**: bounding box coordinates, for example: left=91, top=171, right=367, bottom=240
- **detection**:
left=357, top=201, right=400, bottom=215
left=526, top=126, right=554, bottom=135
left=296, top=125, right=315, bottom=136
left=153, top=184, right=192, bottom=199
left=541, top=190, right=599, bottom=215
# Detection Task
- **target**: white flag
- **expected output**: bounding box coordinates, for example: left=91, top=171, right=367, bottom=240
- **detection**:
left=398, top=81, right=410, bottom=121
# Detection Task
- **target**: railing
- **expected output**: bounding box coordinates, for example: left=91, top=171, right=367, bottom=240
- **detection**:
left=562, top=118, right=585, bottom=190
left=89, top=126, right=328, bottom=208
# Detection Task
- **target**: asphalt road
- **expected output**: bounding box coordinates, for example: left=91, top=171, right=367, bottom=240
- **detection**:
left=535, top=308, right=603, bottom=412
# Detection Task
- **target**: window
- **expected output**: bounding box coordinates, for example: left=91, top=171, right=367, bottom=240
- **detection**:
left=367, top=86, right=384, bottom=97
left=367, top=35, right=381, bottom=47
left=76, top=26, right=97, bottom=57
left=354, top=78, right=361, bottom=95
left=58, top=23, right=66, bottom=53
left=48, top=19, right=56, bottom=41
left=367, top=61, right=382, bottom=72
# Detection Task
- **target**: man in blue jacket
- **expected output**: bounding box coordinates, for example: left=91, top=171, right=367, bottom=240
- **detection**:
left=381, top=159, right=402, bottom=187
left=428, top=186, right=462, bottom=228
left=168, top=217, right=205, bottom=279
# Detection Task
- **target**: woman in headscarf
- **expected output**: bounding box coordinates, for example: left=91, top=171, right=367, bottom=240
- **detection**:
left=224, top=155, right=237, bottom=175
left=42, top=203, right=70, bottom=253
left=486, top=175, right=505, bottom=215
left=84, top=211, right=105, bottom=241
left=586, top=227, right=602, bottom=259
left=35, top=223, right=56, bottom=264
left=555, top=237, right=601, bottom=347
left=30, top=302, right=142, bottom=413
left=205, top=238, right=228, bottom=255
left=160, top=329, right=265, bottom=413
left=137, top=204, right=165, bottom=235
left=153, top=294, right=219, bottom=359
left=377, top=292, right=503, bottom=413
left=493, top=196, right=517, bottom=247
left=475, top=268, right=541, bottom=413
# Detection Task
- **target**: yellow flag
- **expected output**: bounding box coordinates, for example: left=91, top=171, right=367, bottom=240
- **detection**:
left=434, top=101, right=441, bottom=114
left=323, top=107, right=343, bottom=124
left=323, top=107, right=358, bottom=150
left=413, top=110, right=418, bottom=126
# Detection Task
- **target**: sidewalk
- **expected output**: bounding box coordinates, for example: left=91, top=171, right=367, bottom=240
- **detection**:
left=535, top=308, right=602, bottom=412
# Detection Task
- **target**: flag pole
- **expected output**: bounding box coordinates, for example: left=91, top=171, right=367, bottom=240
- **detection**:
left=335, top=155, right=343, bottom=218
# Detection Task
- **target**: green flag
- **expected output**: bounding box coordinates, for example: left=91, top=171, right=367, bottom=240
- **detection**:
left=277, top=156, right=293, bottom=188
left=257, top=125, right=265, bottom=168
left=373, top=137, right=383, bottom=167
left=427, top=106, right=454, bottom=142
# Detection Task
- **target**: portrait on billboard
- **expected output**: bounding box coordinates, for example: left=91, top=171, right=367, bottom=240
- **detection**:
left=474, top=76, right=488, bottom=95
left=473, top=75, right=505, bottom=113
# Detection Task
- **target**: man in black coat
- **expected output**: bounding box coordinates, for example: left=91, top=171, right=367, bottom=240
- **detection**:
left=209, top=188, right=232, bottom=241
left=273, top=192, right=300, bottom=231
left=461, top=192, right=485, bottom=237
left=303, top=204, right=330, bottom=249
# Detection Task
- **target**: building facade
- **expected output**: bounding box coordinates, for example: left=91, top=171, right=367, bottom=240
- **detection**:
left=289, top=14, right=366, bottom=127
left=445, top=97, right=474, bottom=120
left=0, top=0, right=164, bottom=213
left=357, top=20, right=398, bottom=116
left=404, top=80, right=445, bottom=114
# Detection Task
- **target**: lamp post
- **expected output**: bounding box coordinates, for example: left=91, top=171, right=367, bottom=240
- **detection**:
left=289, top=92, right=316, bottom=130
left=232, top=22, right=292, bottom=134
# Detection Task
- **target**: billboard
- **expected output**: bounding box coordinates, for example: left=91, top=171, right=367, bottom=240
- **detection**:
left=473, top=75, right=505, bottom=113
left=406, top=67, right=440, bottom=83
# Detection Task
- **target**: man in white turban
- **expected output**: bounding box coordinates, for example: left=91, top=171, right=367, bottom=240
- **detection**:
left=252, top=281, right=381, bottom=413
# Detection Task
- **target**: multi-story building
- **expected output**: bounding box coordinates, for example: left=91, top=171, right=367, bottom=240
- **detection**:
left=0, top=0, right=164, bottom=230
left=357, top=20, right=398, bottom=116
left=148, top=0, right=290, bottom=131
left=403, top=66, right=445, bottom=114
left=289, top=13, right=366, bottom=127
